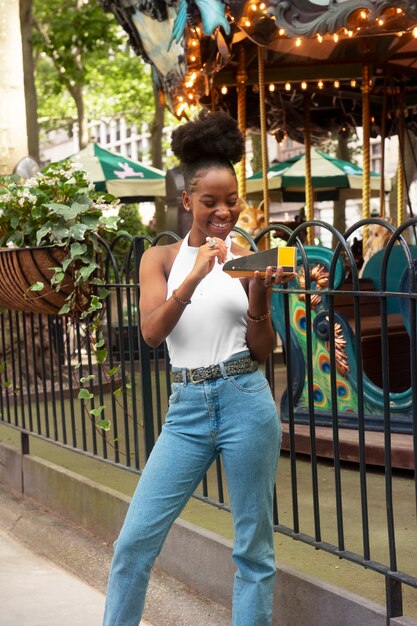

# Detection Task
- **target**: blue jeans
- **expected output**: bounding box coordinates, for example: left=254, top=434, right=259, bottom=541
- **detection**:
left=103, top=352, right=281, bottom=626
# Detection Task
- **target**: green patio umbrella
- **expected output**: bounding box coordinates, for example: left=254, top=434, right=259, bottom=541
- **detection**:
left=70, top=142, right=166, bottom=201
left=246, top=149, right=391, bottom=202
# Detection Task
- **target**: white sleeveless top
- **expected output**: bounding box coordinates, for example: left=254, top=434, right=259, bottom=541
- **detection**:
left=166, top=233, right=248, bottom=368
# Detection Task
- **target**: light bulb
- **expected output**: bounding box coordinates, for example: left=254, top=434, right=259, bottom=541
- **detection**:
left=333, top=33, right=339, bottom=42
left=350, top=79, right=357, bottom=87
left=301, top=81, right=308, bottom=90
left=317, top=34, right=323, bottom=43
left=334, top=80, right=340, bottom=89
left=279, top=28, right=285, bottom=36
left=285, top=82, right=291, bottom=91
left=295, top=38, right=302, bottom=47
left=413, top=27, right=417, bottom=38
left=268, top=83, right=275, bottom=92
left=318, top=80, right=324, bottom=89
left=221, top=85, right=228, bottom=95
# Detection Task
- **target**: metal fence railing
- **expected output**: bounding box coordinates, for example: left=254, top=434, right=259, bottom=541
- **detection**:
left=0, top=219, right=416, bottom=622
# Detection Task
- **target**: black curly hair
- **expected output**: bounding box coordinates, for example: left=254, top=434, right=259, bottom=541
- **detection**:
left=171, top=110, right=245, bottom=192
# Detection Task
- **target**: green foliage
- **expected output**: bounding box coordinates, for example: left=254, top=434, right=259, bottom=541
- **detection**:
left=108, top=203, right=155, bottom=264
left=33, top=0, right=154, bottom=135
left=0, top=160, right=120, bottom=315
left=118, top=204, right=153, bottom=238
left=0, top=159, right=140, bottom=433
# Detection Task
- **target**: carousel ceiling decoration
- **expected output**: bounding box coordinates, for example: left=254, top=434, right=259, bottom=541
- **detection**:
left=101, top=0, right=417, bottom=125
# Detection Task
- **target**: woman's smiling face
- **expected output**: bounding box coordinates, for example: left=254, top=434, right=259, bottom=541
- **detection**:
left=184, top=167, right=241, bottom=245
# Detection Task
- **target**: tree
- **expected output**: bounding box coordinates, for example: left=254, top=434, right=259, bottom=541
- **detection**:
left=32, top=0, right=154, bottom=148
left=20, top=0, right=39, bottom=161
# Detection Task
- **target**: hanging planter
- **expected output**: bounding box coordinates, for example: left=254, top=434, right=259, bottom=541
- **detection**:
left=0, top=246, right=74, bottom=315
left=0, top=160, right=120, bottom=318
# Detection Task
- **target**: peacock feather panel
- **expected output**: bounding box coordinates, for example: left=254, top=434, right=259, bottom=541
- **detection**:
left=271, top=245, right=414, bottom=433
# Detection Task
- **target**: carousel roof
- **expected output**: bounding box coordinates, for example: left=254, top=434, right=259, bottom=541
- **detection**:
left=100, top=0, right=417, bottom=141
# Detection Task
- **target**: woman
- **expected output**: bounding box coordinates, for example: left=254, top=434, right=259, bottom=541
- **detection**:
left=103, top=111, right=292, bottom=626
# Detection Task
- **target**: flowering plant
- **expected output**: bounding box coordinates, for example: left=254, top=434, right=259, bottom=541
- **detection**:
left=0, top=160, right=120, bottom=316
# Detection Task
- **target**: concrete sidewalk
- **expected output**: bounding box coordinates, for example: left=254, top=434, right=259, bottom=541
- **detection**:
left=0, top=529, right=152, bottom=626
left=0, top=484, right=232, bottom=626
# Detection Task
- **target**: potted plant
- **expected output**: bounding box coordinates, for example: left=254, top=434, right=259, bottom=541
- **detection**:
left=0, top=160, right=120, bottom=316
left=0, top=160, right=121, bottom=432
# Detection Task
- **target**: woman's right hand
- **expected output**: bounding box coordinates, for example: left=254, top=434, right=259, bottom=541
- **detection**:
left=190, top=237, right=228, bottom=282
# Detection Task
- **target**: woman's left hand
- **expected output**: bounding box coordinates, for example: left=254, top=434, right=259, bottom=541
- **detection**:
left=249, top=266, right=295, bottom=294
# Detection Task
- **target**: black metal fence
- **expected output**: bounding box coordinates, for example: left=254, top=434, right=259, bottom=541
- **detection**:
left=0, top=218, right=416, bottom=623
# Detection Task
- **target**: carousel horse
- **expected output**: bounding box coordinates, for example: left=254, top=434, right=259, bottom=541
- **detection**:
left=359, top=217, right=394, bottom=276
left=233, top=199, right=266, bottom=249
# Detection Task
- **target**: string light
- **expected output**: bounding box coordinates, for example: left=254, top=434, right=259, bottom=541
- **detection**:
left=174, top=5, right=417, bottom=113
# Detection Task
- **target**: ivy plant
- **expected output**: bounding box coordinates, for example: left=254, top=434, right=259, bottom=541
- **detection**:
left=0, top=160, right=121, bottom=432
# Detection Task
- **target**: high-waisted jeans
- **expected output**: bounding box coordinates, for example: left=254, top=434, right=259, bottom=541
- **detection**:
left=103, top=351, right=282, bottom=626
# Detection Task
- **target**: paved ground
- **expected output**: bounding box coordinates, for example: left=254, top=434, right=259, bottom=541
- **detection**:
left=0, top=529, right=117, bottom=626
left=0, top=484, right=232, bottom=626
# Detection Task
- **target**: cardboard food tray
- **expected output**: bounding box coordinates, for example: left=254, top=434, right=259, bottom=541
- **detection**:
left=223, top=247, right=297, bottom=278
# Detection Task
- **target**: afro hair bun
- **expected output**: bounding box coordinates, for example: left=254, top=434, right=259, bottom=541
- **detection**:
left=171, top=110, right=245, bottom=165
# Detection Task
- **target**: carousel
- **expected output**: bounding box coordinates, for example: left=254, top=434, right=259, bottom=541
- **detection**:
left=102, top=0, right=417, bottom=468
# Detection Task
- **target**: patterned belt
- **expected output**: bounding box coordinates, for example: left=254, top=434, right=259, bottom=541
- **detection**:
left=172, top=355, right=259, bottom=384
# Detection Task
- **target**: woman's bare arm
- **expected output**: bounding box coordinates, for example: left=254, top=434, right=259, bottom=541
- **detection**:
left=139, top=239, right=228, bottom=348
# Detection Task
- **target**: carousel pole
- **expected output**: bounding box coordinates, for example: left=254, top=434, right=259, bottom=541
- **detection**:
left=361, top=62, right=371, bottom=250
left=379, top=81, right=388, bottom=217
left=304, top=93, right=314, bottom=246
left=397, top=88, right=406, bottom=227
left=237, top=45, right=247, bottom=199
left=258, top=46, right=270, bottom=238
